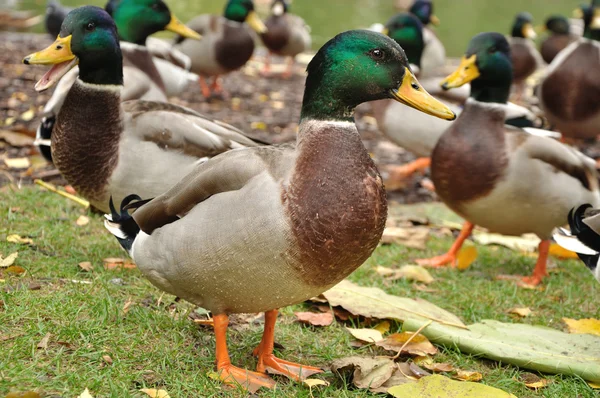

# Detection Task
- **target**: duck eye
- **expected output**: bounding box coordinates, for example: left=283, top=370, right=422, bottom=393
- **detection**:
left=368, top=49, right=385, bottom=61
left=488, top=46, right=497, bottom=54
left=86, top=22, right=95, bottom=32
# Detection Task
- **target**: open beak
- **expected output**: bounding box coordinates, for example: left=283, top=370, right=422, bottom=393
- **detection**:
left=246, top=11, right=267, bottom=34
left=23, top=35, right=78, bottom=92
left=440, top=55, right=479, bottom=90
left=165, top=14, right=201, bottom=39
left=391, top=67, right=456, bottom=120
left=592, top=9, right=600, bottom=30
left=522, top=23, right=537, bottom=39
left=430, top=15, right=440, bottom=26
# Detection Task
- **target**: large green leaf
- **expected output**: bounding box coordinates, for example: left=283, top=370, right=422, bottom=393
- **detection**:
left=388, top=374, right=517, bottom=397
left=403, top=319, right=600, bottom=382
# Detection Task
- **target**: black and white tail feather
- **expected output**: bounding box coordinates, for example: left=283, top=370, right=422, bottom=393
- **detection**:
left=104, top=194, right=150, bottom=255
left=553, top=204, right=600, bottom=283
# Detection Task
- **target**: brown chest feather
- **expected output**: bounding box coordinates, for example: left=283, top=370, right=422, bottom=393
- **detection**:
left=262, top=15, right=291, bottom=53
left=510, top=42, right=537, bottom=82
left=215, top=23, right=255, bottom=71
left=283, top=124, right=387, bottom=287
left=541, top=35, right=576, bottom=64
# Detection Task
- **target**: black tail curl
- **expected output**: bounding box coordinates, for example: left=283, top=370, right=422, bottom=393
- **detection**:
left=568, top=204, right=600, bottom=253
left=105, top=194, right=148, bottom=254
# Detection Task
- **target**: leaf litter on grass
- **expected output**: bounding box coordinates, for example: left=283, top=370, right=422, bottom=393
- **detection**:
left=388, top=374, right=516, bottom=397
left=563, top=318, right=600, bottom=336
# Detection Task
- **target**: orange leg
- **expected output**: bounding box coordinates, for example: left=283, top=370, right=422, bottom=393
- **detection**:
left=281, top=57, right=294, bottom=79
left=262, top=52, right=272, bottom=77
left=383, top=157, right=431, bottom=191
left=213, top=314, right=276, bottom=392
left=417, top=221, right=475, bottom=268
left=199, top=76, right=211, bottom=98
left=253, top=309, right=322, bottom=381
left=521, top=240, right=549, bottom=286
left=210, top=76, right=223, bottom=95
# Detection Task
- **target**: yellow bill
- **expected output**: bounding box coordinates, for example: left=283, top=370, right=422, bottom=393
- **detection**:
left=573, top=8, right=584, bottom=19
left=23, top=35, right=79, bottom=92
left=246, top=10, right=267, bottom=34
left=592, top=9, right=600, bottom=30
left=440, top=55, right=479, bottom=90
left=165, top=14, right=201, bottom=39
left=391, top=67, right=456, bottom=120
left=382, top=27, right=389, bottom=36
left=522, top=23, right=537, bottom=39
left=430, top=14, right=440, bottom=26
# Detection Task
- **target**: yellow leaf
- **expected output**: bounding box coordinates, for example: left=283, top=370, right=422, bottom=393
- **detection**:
left=455, top=370, right=483, bottom=382
left=508, top=307, right=532, bottom=317
left=250, top=121, right=267, bottom=130
left=6, top=265, right=26, bottom=276
left=4, top=157, right=30, bottom=169
left=77, top=388, right=94, bottom=398
left=375, top=332, right=438, bottom=356
left=76, top=215, right=90, bottom=226
left=456, top=246, right=477, bottom=270
left=6, top=234, right=33, bottom=245
left=588, top=381, right=600, bottom=389
left=376, top=265, right=434, bottom=284
left=0, top=252, right=18, bottom=268
left=525, top=379, right=550, bottom=389
left=381, top=227, right=429, bottom=249
left=373, top=320, right=391, bottom=335
left=20, top=108, right=35, bottom=122
left=5, top=392, right=41, bottom=398
left=303, top=378, right=329, bottom=388
left=563, top=318, right=600, bottom=336
left=548, top=243, right=578, bottom=259
left=140, top=389, right=170, bottom=398
left=388, top=374, right=516, bottom=397
left=78, top=262, right=94, bottom=272
left=346, top=327, right=383, bottom=343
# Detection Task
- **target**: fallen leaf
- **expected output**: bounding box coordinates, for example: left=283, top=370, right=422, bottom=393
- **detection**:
left=0, top=252, right=18, bottom=268
left=588, top=381, right=600, bottom=389
left=294, top=311, right=334, bottom=327
left=563, top=318, right=600, bottom=336
left=303, top=378, right=329, bottom=388
left=6, top=234, right=33, bottom=245
left=455, top=370, right=483, bottom=382
left=102, top=354, right=113, bottom=364
left=4, top=392, right=41, bottom=398
left=140, top=389, right=170, bottom=398
left=409, top=362, right=432, bottom=378
left=0, top=130, right=34, bottom=146
left=424, top=362, right=454, bottom=373
left=456, top=246, right=478, bottom=270
left=76, top=215, right=90, bottom=226
left=6, top=265, right=26, bottom=276
left=122, top=297, right=134, bottom=315
left=388, top=374, right=516, bottom=397
left=4, top=157, right=30, bottom=169
left=103, top=257, right=136, bottom=270
left=322, top=280, right=466, bottom=328
left=37, top=332, right=50, bottom=349
left=375, top=265, right=434, bottom=284
left=331, top=356, right=396, bottom=389
left=473, top=232, right=539, bottom=252
left=521, top=373, right=550, bottom=389
left=373, top=320, right=391, bottom=335
left=413, top=284, right=438, bottom=293
left=346, top=327, right=383, bottom=343
left=20, top=108, right=35, bottom=121
left=376, top=332, right=438, bottom=356
left=77, top=388, right=94, bottom=398
left=548, top=243, right=578, bottom=259
left=78, top=262, right=94, bottom=272
left=370, top=363, right=418, bottom=392
left=381, top=227, right=429, bottom=249
left=508, top=307, right=532, bottom=317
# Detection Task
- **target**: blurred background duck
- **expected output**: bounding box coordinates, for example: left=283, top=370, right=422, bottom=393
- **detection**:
left=104, top=29, right=455, bottom=392
left=554, top=204, right=600, bottom=283
left=24, top=6, right=263, bottom=213
left=44, top=0, right=72, bottom=38
left=539, top=15, right=579, bottom=64
left=174, top=0, right=267, bottom=98
left=538, top=1, right=600, bottom=141
left=260, top=0, right=311, bottom=78
left=416, top=32, right=600, bottom=286
left=508, top=12, right=542, bottom=101
left=408, top=0, right=445, bottom=75
left=36, top=0, right=201, bottom=164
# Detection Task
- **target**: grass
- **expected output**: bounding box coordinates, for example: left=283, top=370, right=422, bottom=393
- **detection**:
left=0, top=186, right=599, bottom=397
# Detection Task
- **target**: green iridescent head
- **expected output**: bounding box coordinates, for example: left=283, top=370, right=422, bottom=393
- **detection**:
left=577, top=3, right=600, bottom=39
left=383, top=13, right=424, bottom=67
left=441, top=32, right=512, bottom=104
left=511, top=12, right=536, bottom=39
left=544, top=15, right=570, bottom=35
left=409, top=0, right=439, bottom=26
left=224, top=0, right=267, bottom=33
left=301, top=30, right=455, bottom=122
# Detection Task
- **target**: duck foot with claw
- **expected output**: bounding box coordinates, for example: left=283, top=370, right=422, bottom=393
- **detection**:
left=416, top=221, right=474, bottom=267
left=253, top=310, right=322, bottom=380
left=499, top=240, right=549, bottom=287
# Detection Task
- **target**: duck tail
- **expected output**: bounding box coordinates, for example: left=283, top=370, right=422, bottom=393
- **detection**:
left=104, top=195, right=147, bottom=256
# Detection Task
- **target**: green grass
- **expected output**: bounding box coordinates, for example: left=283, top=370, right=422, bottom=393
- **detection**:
left=0, top=186, right=599, bottom=397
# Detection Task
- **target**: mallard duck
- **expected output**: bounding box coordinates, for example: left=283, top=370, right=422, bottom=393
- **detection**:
left=538, top=2, right=600, bottom=140
left=554, top=205, right=600, bottom=283
left=416, top=32, right=600, bottom=286
left=24, top=6, right=264, bottom=214
left=35, top=0, right=201, bottom=164
left=371, top=13, right=539, bottom=188
left=45, top=0, right=72, bottom=38
left=174, top=0, right=267, bottom=98
left=408, top=0, right=445, bottom=75
left=260, top=0, right=311, bottom=78
left=540, top=15, right=579, bottom=64
left=103, top=29, right=455, bottom=391
left=509, top=12, right=542, bottom=100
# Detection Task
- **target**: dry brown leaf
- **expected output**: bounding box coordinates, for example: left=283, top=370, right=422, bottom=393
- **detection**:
left=424, top=362, right=454, bottom=373
left=103, top=257, right=136, bottom=270
left=4, top=157, right=30, bottom=169
left=455, top=370, right=483, bottom=382
left=6, top=234, right=33, bottom=245
left=77, top=389, right=94, bottom=398
left=0, top=252, right=18, bottom=268
left=456, top=246, right=478, bottom=270
left=0, top=130, right=34, bottom=146
left=122, top=298, right=134, bottom=315
left=376, top=332, right=437, bottom=356
left=563, top=318, right=600, bottom=336
left=409, top=362, right=432, bottom=378
left=381, top=227, right=429, bottom=249
left=140, top=389, right=170, bottom=398
left=37, top=332, right=50, bottom=349
left=102, top=354, right=113, bottom=364
left=331, top=356, right=396, bottom=389
left=6, top=265, right=26, bottom=276
left=76, top=215, right=90, bottom=226
left=294, top=311, right=334, bottom=327
left=375, top=265, right=434, bottom=284
left=78, top=262, right=94, bottom=272
left=373, top=320, right=391, bottom=335
left=508, top=307, right=532, bottom=317
left=346, top=327, right=383, bottom=343
left=521, top=373, right=551, bottom=389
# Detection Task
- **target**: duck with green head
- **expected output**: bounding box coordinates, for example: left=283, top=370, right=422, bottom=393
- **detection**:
left=414, top=32, right=600, bottom=287
left=103, top=29, right=454, bottom=391
left=539, top=15, right=578, bottom=64
left=174, top=0, right=267, bottom=98
left=539, top=1, right=600, bottom=140
left=24, top=6, right=264, bottom=214
left=508, top=12, right=542, bottom=100
left=36, top=0, right=201, bottom=164
left=408, top=0, right=445, bottom=74
left=260, top=0, right=311, bottom=78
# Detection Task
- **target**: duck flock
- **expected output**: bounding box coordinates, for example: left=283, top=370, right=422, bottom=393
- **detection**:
left=12, top=0, right=600, bottom=391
